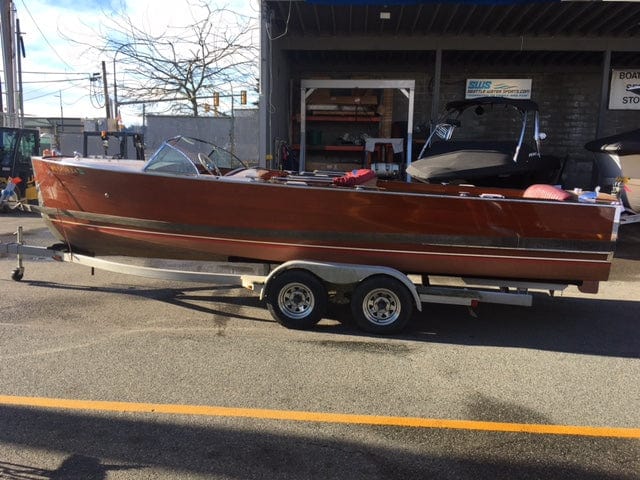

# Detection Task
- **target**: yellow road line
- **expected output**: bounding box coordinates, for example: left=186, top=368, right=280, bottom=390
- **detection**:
left=1, top=394, right=639, bottom=439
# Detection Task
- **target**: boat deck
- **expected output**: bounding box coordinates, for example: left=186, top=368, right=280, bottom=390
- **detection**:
left=38, top=155, right=620, bottom=207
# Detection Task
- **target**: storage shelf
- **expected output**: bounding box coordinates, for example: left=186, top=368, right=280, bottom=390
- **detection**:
left=295, top=115, right=380, bottom=123
left=291, top=144, right=364, bottom=152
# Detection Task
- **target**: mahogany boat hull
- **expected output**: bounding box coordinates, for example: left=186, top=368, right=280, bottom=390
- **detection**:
left=31, top=156, right=620, bottom=285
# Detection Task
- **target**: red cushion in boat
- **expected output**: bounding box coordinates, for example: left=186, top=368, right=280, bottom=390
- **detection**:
left=522, top=184, right=572, bottom=201
left=333, top=169, right=377, bottom=187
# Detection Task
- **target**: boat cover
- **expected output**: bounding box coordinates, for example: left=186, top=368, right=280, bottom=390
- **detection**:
left=407, top=140, right=536, bottom=182
left=407, top=150, right=518, bottom=182
left=584, top=129, right=640, bottom=156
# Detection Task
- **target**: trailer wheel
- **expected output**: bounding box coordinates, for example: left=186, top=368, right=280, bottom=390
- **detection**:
left=351, top=276, right=413, bottom=334
left=265, top=269, right=327, bottom=330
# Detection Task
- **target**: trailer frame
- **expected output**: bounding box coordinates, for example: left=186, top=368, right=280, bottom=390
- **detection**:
left=3, top=225, right=570, bottom=334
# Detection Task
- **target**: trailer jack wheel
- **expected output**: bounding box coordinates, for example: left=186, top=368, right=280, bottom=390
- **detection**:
left=351, top=275, right=413, bottom=334
left=265, top=269, right=328, bottom=330
left=11, top=267, right=24, bottom=282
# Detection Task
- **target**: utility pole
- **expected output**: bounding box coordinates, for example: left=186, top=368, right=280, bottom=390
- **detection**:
left=1, top=0, right=17, bottom=126
left=15, top=16, right=24, bottom=126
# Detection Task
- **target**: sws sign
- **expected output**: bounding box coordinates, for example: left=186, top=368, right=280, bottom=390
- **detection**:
left=465, top=79, right=532, bottom=99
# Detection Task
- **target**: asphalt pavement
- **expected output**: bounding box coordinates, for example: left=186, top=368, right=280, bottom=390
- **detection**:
left=0, top=211, right=638, bottom=479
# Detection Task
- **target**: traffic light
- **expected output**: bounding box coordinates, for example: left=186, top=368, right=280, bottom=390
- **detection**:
left=213, top=92, right=220, bottom=107
left=240, top=90, right=247, bottom=105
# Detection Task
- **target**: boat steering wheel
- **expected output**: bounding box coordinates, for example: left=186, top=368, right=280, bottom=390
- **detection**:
left=197, top=152, right=222, bottom=176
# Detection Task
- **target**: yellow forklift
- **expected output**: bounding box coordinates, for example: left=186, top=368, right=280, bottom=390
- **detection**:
left=0, top=127, right=40, bottom=211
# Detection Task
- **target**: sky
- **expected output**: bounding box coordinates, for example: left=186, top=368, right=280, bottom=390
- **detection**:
left=5, top=0, right=260, bottom=126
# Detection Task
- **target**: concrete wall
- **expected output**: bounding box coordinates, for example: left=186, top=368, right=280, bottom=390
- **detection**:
left=54, top=111, right=260, bottom=165
left=263, top=45, right=292, bottom=163
left=145, top=113, right=259, bottom=164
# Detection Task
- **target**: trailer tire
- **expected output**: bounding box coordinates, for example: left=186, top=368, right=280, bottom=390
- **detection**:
left=265, top=269, right=327, bottom=330
left=351, top=275, right=413, bottom=334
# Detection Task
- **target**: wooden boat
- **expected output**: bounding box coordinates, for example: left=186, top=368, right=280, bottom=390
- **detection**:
left=31, top=136, right=620, bottom=292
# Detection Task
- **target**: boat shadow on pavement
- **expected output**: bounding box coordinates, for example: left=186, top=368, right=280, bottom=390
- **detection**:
left=15, top=275, right=638, bottom=360
left=326, top=294, right=639, bottom=359
left=613, top=221, right=640, bottom=261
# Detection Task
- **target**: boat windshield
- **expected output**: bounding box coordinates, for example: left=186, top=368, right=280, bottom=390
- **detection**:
left=417, top=98, right=542, bottom=162
left=143, top=136, right=247, bottom=176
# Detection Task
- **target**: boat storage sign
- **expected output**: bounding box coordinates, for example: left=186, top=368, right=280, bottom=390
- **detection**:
left=609, top=69, right=640, bottom=110
left=465, top=79, right=532, bottom=99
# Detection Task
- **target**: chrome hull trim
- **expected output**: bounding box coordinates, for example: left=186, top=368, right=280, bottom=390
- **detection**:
left=47, top=217, right=613, bottom=266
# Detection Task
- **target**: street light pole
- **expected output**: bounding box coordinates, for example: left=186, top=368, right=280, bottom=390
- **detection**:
left=113, top=54, right=119, bottom=122
left=55, top=90, right=63, bottom=151
left=229, top=83, right=235, bottom=156
left=112, top=43, right=130, bottom=125
left=101, top=61, right=111, bottom=122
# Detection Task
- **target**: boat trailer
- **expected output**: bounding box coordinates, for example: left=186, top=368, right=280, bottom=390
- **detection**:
left=3, top=226, right=571, bottom=334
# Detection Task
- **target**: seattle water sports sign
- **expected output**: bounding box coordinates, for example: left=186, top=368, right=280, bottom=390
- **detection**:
left=609, top=69, right=640, bottom=110
left=465, top=79, right=532, bottom=99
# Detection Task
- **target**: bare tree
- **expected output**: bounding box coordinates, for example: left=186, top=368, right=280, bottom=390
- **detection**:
left=65, top=0, right=258, bottom=117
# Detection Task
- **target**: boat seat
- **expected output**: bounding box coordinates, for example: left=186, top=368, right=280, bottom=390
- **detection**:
left=225, top=167, right=286, bottom=182
left=333, top=169, right=377, bottom=187
left=522, top=184, right=572, bottom=201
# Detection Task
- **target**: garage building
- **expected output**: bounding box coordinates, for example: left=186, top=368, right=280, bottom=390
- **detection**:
left=259, top=0, right=640, bottom=187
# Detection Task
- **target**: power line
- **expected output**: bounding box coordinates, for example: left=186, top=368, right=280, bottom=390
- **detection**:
left=19, top=71, right=97, bottom=76
left=22, top=79, right=89, bottom=84
left=24, top=84, right=79, bottom=102
left=18, top=0, right=75, bottom=70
